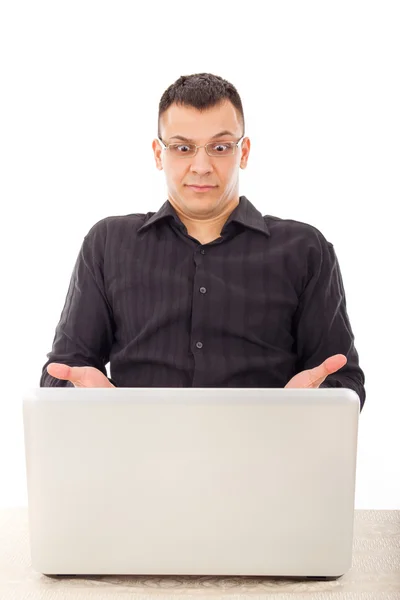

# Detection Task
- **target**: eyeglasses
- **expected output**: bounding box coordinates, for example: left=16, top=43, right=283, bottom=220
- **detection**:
left=157, top=135, right=244, bottom=158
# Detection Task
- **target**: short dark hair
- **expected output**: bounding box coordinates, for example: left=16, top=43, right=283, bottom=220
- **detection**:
left=158, top=73, right=245, bottom=139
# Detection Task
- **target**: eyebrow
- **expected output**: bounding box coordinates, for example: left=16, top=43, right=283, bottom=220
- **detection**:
left=168, top=130, right=236, bottom=142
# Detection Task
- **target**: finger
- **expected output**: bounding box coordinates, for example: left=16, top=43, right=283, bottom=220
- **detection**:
left=308, top=354, right=347, bottom=386
left=47, top=363, right=82, bottom=385
left=47, top=363, right=69, bottom=379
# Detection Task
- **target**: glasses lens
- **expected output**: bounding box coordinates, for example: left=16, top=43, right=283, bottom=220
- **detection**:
left=207, top=142, right=235, bottom=156
left=168, top=143, right=196, bottom=157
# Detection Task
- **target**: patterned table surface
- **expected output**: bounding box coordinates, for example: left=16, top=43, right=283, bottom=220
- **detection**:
left=0, top=508, right=399, bottom=599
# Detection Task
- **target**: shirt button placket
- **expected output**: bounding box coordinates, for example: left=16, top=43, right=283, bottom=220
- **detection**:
left=195, top=248, right=206, bottom=352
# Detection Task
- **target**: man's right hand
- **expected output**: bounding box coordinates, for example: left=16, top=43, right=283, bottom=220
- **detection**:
left=46, top=363, right=115, bottom=388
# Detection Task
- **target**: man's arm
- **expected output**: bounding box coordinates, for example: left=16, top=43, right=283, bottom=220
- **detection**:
left=292, top=232, right=366, bottom=411
left=40, top=221, right=117, bottom=387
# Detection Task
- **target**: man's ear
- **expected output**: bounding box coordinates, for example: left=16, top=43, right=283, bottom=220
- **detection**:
left=240, top=137, right=250, bottom=169
left=152, top=139, right=163, bottom=171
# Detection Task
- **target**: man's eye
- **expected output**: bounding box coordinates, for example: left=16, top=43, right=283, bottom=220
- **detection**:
left=177, top=145, right=191, bottom=152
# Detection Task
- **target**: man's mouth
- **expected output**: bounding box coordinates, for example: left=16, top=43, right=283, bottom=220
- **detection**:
left=186, top=185, right=216, bottom=192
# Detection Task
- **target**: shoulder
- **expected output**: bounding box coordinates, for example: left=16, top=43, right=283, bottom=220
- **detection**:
left=263, top=215, right=336, bottom=287
left=82, top=213, right=152, bottom=262
left=263, top=214, right=333, bottom=250
left=84, top=213, right=150, bottom=239
left=83, top=212, right=154, bottom=247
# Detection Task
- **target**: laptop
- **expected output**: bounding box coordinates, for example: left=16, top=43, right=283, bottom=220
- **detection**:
left=22, top=386, right=360, bottom=579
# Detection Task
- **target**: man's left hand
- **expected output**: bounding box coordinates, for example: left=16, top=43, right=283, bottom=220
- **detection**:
left=284, top=354, right=347, bottom=388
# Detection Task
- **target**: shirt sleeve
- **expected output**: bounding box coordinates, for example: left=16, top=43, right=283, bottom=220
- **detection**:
left=292, top=232, right=366, bottom=411
left=40, top=220, right=117, bottom=387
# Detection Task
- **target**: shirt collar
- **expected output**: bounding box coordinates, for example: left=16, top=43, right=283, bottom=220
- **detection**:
left=137, top=195, right=270, bottom=238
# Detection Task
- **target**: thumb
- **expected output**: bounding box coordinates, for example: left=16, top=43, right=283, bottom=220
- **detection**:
left=47, top=363, right=84, bottom=386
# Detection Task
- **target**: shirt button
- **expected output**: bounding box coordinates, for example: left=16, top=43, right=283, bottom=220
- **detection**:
left=200, top=287, right=207, bottom=294
left=200, top=249, right=205, bottom=255
left=196, top=341, right=203, bottom=349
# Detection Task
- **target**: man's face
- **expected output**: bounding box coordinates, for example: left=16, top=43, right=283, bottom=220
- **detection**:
left=152, top=100, right=250, bottom=219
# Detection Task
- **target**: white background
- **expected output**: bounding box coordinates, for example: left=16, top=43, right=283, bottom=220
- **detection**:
left=0, top=1, right=399, bottom=509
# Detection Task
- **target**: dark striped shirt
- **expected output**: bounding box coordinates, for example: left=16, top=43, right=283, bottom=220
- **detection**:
left=40, top=195, right=366, bottom=411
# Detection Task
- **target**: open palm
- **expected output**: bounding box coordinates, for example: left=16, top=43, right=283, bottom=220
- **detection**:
left=284, top=354, right=347, bottom=389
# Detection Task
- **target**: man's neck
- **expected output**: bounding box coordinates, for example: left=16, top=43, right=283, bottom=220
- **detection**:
left=169, top=195, right=240, bottom=244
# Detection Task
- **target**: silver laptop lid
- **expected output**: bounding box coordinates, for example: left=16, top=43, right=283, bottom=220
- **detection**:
left=22, top=387, right=360, bottom=577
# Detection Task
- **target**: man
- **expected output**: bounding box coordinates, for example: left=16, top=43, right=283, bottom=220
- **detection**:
left=41, top=73, right=366, bottom=411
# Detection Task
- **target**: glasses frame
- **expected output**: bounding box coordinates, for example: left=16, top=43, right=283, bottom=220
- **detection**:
left=157, top=135, right=245, bottom=158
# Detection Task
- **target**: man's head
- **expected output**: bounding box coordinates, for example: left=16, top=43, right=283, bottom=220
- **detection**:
left=152, top=73, right=250, bottom=222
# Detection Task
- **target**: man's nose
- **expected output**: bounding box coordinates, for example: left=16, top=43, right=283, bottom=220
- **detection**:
left=189, top=147, right=214, bottom=174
